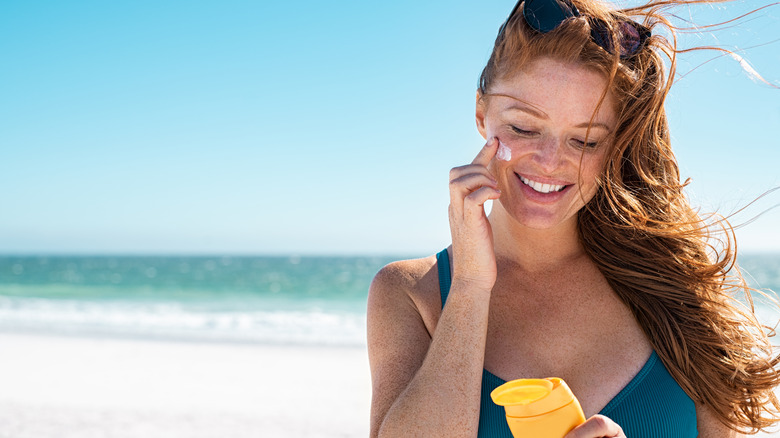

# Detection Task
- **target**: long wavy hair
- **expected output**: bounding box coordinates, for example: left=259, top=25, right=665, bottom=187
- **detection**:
left=478, top=0, right=780, bottom=432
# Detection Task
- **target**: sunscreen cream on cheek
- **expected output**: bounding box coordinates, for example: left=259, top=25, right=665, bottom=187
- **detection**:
left=496, top=140, right=512, bottom=161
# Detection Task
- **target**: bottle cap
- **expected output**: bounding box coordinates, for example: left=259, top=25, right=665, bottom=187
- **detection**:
left=491, top=377, right=577, bottom=417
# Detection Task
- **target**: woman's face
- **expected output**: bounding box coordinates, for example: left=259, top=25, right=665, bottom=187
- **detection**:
left=476, top=57, right=617, bottom=231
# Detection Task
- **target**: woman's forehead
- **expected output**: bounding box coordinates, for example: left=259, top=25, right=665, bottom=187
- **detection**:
left=486, top=58, right=617, bottom=126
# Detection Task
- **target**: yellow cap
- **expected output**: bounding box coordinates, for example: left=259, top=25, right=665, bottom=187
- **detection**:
left=491, top=378, right=577, bottom=418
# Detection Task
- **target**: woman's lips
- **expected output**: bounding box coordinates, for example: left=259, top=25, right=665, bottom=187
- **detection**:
left=516, top=173, right=572, bottom=201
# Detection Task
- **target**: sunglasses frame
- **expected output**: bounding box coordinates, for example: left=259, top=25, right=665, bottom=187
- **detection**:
left=500, top=0, right=651, bottom=60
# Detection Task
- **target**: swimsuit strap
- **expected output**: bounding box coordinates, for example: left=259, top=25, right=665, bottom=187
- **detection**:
left=436, top=248, right=451, bottom=310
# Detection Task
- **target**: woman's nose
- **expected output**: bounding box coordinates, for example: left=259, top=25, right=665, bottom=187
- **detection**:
left=532, top=136, right=564, bottom=172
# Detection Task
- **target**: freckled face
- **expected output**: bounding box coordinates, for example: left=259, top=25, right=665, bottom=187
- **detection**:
left=476, top=57, right=617, bottom=230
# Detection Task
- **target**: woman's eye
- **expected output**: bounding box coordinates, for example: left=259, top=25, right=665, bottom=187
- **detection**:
left=511, top=126, right=536, bottom=136
left=573, top=139, right=599, bottom=149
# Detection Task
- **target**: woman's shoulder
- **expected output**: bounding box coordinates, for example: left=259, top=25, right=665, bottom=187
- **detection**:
left=368, top=252, right=445, bottom=325
left=371, top=253, right=440, bottom=297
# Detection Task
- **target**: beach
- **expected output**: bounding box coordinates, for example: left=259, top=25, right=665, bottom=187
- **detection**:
left=1, top=254, right=779, bottom=436
left=0, top=255, right=383, bottom=437
left=0, top=332, right=371, bottom=438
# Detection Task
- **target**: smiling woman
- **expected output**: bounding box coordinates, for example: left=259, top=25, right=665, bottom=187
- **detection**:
left=367, top=0, right=780, bottom=437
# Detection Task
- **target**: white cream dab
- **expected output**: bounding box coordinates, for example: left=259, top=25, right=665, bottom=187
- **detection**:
left=496, top=141, right=512, bottom=161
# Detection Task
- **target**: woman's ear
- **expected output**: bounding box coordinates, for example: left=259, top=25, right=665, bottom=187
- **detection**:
left=475, top=91, right=488, bottom=140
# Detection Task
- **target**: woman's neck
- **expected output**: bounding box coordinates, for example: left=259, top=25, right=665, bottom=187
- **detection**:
left=488, top=204, right=586, bottom=272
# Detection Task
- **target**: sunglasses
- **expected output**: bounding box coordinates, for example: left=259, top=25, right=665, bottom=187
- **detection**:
left=500, top=0, right=651, bottom=60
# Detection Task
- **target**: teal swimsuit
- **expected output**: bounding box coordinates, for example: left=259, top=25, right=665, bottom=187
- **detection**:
left=436, top=249, right=698, bottom=437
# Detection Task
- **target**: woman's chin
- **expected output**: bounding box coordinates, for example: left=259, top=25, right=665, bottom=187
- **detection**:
left=496, top=201, right=578, bottom=231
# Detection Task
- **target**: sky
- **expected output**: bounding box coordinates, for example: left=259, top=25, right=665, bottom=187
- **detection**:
left=1, top=0, right=778, bottom=256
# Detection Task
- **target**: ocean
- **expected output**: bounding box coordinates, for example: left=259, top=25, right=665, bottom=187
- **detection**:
left=1, top=254, right=779, bottom=347
left=0, top=255, right=398, bottom=347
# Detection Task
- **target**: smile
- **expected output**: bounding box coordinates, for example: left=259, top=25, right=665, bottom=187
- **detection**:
left=519, top=175, right=567, bottom=194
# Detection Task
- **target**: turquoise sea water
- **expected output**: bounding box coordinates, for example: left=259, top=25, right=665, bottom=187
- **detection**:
left=0, top=254, right=778, bottom=346
left=0, top=255, right=398, bottom=346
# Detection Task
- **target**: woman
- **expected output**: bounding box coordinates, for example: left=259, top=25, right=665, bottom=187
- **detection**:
left=367, top=0, right=780, bottom=436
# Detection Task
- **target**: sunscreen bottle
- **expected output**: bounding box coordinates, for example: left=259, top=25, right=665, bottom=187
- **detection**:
left=490, top=378, right=586, bottom=438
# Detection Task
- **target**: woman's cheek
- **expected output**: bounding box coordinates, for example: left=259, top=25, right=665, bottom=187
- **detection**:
left=496, top=140, right=512, bottom=161
left=486, top=124, right=516, bottom=162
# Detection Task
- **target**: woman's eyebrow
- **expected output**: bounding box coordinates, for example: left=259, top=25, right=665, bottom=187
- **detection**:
left=505, top=104, right=549, bottom=120
left=489, top=93, right=613, bottom=131
left=486, top=93, right=549, bottom=119
left=574, top=121, right=612, bottom=131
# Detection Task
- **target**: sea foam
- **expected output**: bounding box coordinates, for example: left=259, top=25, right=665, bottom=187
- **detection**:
left=0, top=296, right=367, bottom=347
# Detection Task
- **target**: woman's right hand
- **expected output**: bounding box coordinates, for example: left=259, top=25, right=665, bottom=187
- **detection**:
left=564, top=415, right=626, bottom=438
left=448, top=137, right=501, bottom=292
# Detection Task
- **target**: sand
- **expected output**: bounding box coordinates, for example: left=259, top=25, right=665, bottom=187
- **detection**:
left=4, top=332, right=780, bottom=437
left=0, top=332, right=371, bottom=437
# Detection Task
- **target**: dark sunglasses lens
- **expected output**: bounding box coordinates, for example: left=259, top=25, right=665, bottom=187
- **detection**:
left=589, top=19, right=614, bottom=54
left=524, top=0, right=580, bottom=33
left=590, top=18, right=649, bottom=58
left=619, top=22, right=642, bottom=56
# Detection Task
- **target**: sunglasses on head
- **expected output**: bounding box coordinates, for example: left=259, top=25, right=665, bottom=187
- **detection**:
left=500, top=0, right=651, bottom=60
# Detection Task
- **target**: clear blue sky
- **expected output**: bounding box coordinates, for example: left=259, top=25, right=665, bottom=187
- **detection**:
left=1, top=0, right=778, bottom=255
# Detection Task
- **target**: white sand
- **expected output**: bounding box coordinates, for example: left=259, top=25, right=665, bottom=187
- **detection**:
left=4, top=332, right=780, bottom=437
left=0, top=332, right=371, bottom=437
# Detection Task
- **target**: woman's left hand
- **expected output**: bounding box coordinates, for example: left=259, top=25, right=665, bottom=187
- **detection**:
left=564, top=415, right=626, bottom=438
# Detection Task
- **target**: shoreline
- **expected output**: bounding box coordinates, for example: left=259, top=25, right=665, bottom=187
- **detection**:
left=0, top=332, right=371, bottom=437
left=0, top=324, right=369, bottom=349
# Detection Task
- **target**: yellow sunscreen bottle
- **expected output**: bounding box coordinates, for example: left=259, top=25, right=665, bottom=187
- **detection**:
left=490, top=378, right=586, bottom=438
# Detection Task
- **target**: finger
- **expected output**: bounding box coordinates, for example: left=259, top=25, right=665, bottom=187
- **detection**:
left=564, top=416, right=625, bottom=438
left=463, top=186, right=501, bottom=223
left=450, top=173, right=499, bottom=216
left=471, top=137, right=499, bottom=167
left=449, top=163, right=497, bottom=183
left=450, top=173, right=499, bottom=198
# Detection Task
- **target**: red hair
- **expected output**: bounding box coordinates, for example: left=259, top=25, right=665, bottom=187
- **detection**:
left=478, top=0, right=780, bottom=432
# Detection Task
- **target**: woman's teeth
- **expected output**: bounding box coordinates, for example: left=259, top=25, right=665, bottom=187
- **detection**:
left=519, top=176, right=566, bottom=194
